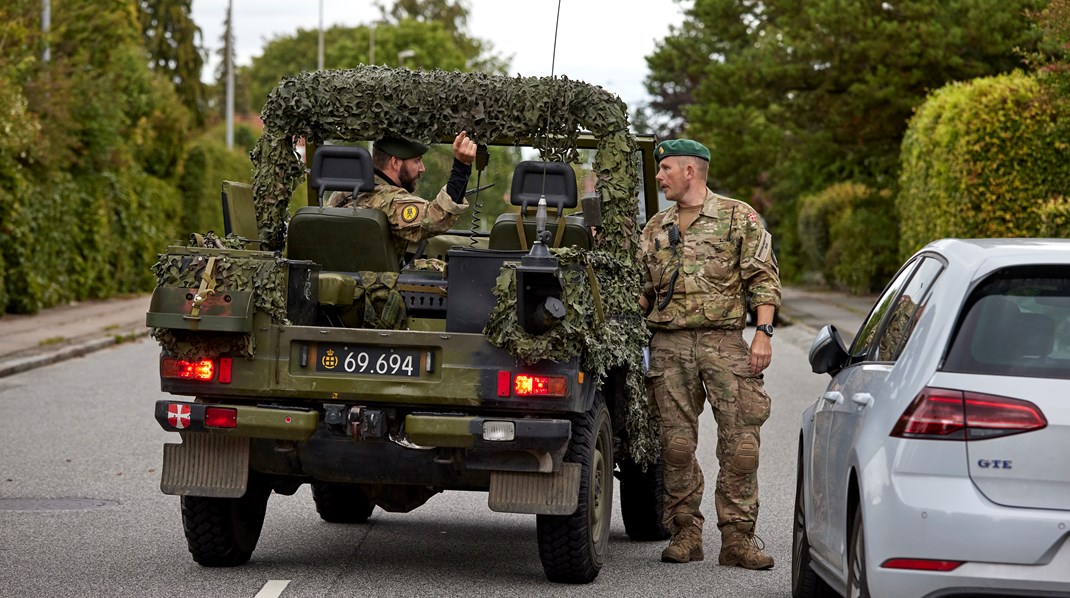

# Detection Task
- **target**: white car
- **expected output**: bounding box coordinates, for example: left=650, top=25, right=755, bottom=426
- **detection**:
left=794, top=239, right=1070, bottom=598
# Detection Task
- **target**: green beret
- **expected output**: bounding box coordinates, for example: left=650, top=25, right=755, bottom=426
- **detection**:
left=375, top=136, right=429, bottom=159
left=654, top=139, right=710, bottom=163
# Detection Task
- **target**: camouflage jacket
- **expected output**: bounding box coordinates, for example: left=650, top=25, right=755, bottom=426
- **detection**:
left=328, top=174, right=469, bottom=261
left=638, top=189, right=781, bottom=331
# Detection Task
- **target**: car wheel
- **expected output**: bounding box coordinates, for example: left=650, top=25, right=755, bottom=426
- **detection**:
left=846, top=506, right=871, bottom=598
left=536, top=394, right=613, bottom=583
left=792, top=446, right=836, bottom=598
left=311, top=482, right=375, bottom=523
left=181, top=474, right=271, bottom=567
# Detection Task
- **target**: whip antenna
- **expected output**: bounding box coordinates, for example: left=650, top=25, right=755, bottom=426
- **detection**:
left=537, top=0, right=563, bottom=228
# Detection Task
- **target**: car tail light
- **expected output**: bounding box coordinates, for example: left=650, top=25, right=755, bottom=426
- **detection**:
left=891, top=387, right=1046, bottom=440
left=513, top=374, right=567, bottom=397
left=204, top=407, right=237, bottom=428
left=882, top=558, right=963, bottom=572
left=162, top=357, right=215, bottom=382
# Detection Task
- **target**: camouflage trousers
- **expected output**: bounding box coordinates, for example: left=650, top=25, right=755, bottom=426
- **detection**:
left=647, top=328, right=771, bottom=533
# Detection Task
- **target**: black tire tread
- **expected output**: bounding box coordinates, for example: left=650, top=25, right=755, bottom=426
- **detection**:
left=181, top=479, right=270, bottom=567
left=536, top=396, right=612, bottom=584
left=618, top=457, right=670, bottom=541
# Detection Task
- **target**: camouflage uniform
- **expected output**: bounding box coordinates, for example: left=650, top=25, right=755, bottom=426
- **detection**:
left=328, top=174, right=469, bottom=263
left=638, top=189, right=780, bottom=545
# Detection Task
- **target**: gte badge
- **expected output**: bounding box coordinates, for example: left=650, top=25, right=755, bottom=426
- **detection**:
left=978, top=459, right=1012, bottom=469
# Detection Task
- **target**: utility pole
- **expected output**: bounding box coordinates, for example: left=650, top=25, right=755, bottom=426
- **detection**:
left=225, top=0, right=235, bottom=149
left=317, top=0, right=324, bottom=70
left=41, top=0, right=50, bottom=63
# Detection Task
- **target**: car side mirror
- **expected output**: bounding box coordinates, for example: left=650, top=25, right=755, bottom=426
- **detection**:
left=809, top=325, right=849, bottom=376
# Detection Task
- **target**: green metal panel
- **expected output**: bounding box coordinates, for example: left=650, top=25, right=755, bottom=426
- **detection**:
left=405, top=414, right=476, bottom=447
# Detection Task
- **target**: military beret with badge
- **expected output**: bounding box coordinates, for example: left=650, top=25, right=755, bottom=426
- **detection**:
left=654, top=139, right=711, bottom=163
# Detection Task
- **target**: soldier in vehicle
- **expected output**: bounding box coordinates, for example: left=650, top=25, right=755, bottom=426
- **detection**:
left=329, top=131, right=478, bottom=263
left=637, top=139, right=781, bottom=570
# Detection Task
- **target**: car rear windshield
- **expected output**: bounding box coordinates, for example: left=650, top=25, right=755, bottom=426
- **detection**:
left=944, top=265, right=1070, bottom=380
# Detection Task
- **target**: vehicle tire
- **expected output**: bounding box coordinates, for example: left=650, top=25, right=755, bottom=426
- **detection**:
left=617, top=456, right=669, bottom=541
left=311, top=482, right=375, bottom=523
left=536, top=395, right=613, bottom=584
left=846, top=506, right=871, bottom=598
left=181, top=474, right=271, bottom=567
left=792, top=447, right=836, bottom=598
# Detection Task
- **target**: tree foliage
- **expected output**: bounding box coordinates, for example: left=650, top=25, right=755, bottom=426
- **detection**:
left=246, top=2, right=507, bottom=114
left=645, top=0, right=1044, bottom=276
left=139, top=0, right=206, bottom=124
left=898, top=72, right=1070, bottom=256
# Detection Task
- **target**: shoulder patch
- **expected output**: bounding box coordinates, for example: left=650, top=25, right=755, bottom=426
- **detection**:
left=748, top=212, right=758, bottom=222
left=756, top=230, right=773, bottom=262
left=400, top=204, right=420, bottom=224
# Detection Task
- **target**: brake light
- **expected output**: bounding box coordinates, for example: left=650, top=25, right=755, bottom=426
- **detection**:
left=891, top=387, right=1046, bottom=440
left=513, top=374, right=568, bottom=397
left=204, top=407, right=237, bottom=428
left=882, top=558, right=963, bottom=571
left=162, top=357, right=215, bottom=382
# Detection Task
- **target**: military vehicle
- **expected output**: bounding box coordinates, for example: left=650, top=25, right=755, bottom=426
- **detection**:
left=147, top=66, right=666, bottom=583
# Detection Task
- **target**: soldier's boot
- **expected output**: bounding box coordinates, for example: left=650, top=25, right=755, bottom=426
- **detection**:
left=660, top=514, right=704, bottom=563
left=718, top=522, right=775, bottom=570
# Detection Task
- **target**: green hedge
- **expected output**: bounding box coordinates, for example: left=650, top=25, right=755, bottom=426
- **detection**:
left=177, top=129, right=257, bottom=236
left=797, top=182, right=899, bottom=293
left=1038, top=196, right=1070, bottom=236
left=899, top=72, right=1070, bottom=257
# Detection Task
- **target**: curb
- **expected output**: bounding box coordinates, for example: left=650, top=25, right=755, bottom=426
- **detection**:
left=0, top=329, right=151, bottom=379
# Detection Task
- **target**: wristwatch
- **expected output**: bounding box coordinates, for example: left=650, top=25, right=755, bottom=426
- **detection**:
left=756, top=324, right=774, bottom=337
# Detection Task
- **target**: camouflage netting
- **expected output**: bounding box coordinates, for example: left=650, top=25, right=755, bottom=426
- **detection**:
left=485, top=248, right=657, bottom=464
left=150, top=245, right=289, bottom=359
left=253, top=66, right=640, bottom=264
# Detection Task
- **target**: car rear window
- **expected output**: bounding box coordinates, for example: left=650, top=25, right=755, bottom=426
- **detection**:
left=944, top=265, right=1070, bottom=379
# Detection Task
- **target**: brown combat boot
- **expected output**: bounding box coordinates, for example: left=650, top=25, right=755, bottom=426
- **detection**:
left=718, top=522, right=774, bottom=570
left=661, top=514, right=704, bottom=563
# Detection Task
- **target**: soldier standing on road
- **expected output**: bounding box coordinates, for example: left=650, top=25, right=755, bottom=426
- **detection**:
left=329, top=131, right=477, bottom=263
left=637, top=139, right=781, bottom=570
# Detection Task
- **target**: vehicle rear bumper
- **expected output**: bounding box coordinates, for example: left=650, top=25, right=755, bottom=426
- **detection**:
left=865, top=471, right=1070, bottom=597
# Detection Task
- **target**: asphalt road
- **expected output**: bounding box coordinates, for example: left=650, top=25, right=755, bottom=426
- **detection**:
left=0, top=325, right=829, bottom=598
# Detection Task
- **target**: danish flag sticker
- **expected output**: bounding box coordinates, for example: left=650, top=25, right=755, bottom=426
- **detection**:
left=167, top=404, right=191, bottom=430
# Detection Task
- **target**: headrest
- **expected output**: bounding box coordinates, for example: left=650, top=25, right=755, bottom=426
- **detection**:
left=309, top=145, right=375, bottom=200
left=509, top=161, right=577, bottom=209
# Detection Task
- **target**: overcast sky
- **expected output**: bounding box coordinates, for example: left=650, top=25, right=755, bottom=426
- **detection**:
left=190, top=0, right=687, bottom=109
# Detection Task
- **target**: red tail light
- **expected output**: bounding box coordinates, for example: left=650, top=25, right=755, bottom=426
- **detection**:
left=513, top=374, right=568, bottom=397
left=204, top=407, right=237, bottom=428
left=891, top=387, right=1046, bottom=440
left=882, top=558, right=963, bottom=571
left=162, top=358, right=215, bottom=382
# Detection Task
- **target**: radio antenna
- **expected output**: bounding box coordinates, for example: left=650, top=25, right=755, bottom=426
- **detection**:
left=539, top=0, right=563, bottom=201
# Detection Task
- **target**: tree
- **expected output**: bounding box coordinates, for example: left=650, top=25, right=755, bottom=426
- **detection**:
left=139, top=0, right=206, bottom=125
left=646, top=0, right=1044, bottom=280
left=646, top=0, right=1044, bottom=202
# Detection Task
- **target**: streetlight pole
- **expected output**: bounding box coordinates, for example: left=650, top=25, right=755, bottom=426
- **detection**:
left=317, top=0, right=324, bottom=70
left=225, top=0, right=234, bottom=149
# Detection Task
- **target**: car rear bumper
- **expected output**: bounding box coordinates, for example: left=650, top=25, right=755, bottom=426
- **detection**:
left=865, top=470, right=1070, bottom=596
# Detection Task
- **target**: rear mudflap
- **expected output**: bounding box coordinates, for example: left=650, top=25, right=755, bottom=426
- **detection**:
left=161, top=432, right=250, bottom=498
left=488, top=462, right=580, bottom=515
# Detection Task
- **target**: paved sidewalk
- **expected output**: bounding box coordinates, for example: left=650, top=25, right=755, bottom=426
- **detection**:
left=0, top=294, right=152, bottom=377
left=0, top=286, right=876, bottom=378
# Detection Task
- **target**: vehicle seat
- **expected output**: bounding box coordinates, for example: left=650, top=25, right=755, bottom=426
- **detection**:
left=286, top=145, right=399, bottom=273
left=221, top=180, right=259, bottom=249
left=488, top=161, right=591, bottom=251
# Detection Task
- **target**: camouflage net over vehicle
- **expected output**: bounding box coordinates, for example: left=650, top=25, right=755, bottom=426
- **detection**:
left=149, top=245, right=289, bottom=359
left=485, top=248, right=657, bottom=464
left=253, top=66, right=640, bottom=263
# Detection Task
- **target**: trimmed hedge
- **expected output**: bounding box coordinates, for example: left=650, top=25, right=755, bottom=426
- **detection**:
left=898, top=72, right=1070, bottom=257
left=177, top=130, right=257, bottom=236
left=797, top=182, right=899, bottom=293
left=1038, top=196, right=1070, bottom=236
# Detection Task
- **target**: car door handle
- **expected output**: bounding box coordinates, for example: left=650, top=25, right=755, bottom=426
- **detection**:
left=849, top=392, right=874, bottom=408
left=822, top=391, right=844, bottom=403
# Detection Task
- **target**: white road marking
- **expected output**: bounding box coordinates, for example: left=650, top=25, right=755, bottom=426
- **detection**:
left=254, top=580, right=291, bottom=598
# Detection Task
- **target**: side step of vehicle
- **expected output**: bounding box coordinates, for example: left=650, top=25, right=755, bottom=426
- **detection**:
left=488, top=463, right=581, bottom=515
left=161, top=433, right=250, bottom=498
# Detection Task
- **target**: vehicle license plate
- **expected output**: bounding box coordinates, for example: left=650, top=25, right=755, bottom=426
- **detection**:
left=314, top=343, right=422, bottom=377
